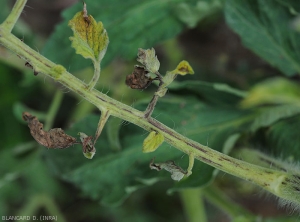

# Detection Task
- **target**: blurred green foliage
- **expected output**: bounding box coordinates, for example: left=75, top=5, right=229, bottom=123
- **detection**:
left=1, top=0, right=300, bottom=221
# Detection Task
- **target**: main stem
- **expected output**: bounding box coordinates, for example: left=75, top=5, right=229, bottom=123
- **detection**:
left=1, top=0, right=27, bottom=33
left=0, top=0, right=286, bottom=197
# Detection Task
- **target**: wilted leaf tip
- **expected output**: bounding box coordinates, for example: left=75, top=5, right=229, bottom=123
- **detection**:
left=79, top=132, right=96, bottom=159
left=174, top=60, right=194, bottom=75
left=150, top=158, right=187, bottom=181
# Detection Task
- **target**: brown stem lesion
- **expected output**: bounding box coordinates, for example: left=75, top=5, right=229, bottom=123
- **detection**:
left=144, top=94, right=159, bottom=119
left=1, top=0, right=27, bottom=33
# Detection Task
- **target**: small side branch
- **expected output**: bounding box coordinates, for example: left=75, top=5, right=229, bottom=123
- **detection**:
left=144, top=93, right=159, bottom=119
left=144, top=78, right=165, bottom=118
left=94, top=109, right=110, bottom=144
left=1, top=0, right=27, bottom=33
left=186, top=153, right=195, bottom=177
left=87, top=61, right=101, bottom=90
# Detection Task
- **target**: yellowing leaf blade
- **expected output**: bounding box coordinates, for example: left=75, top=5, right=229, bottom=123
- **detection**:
left=69, top=31, right=95, bottom=60
left=68, top=11, right=109, bottom=62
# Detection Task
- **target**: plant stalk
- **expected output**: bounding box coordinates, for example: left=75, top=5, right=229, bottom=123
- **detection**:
left=88, top=60, right=101, bottom=90
left=94, top=109, right=110, bottom=143
left=0, top=26, right=290, bottom=199
left=144, top=93, right=159, bottom=118
left=1, top=0, right=27, bottom=33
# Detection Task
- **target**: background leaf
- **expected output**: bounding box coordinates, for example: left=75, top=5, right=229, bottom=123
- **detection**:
left=174, top=0, right=222, bottom=28
left=265, top=115, right=300, bottom=159
left=240, top=77, right=300, bottom=108
left=225, top=0, right=300, bottom=76
left=168, top=80, right=246, bottom=106
left=250, top=104, right=300, bottom=132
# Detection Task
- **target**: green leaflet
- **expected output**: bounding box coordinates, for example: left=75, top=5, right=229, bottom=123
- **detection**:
left=143, top=131, right=164, bottom=153
left=225, top=0, right=300, bottom=76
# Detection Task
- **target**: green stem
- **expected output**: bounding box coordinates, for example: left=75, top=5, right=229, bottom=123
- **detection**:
left=94, top=109, right=110, bottom=143
left=44, top=90, right=64, bottom=131
left=186, top=153, right=194, bottom=177
left=203, top=185, right=253, bottom=219
left=231, top=148, right=289, bottom=172
left=88, top=61, right=100, bottom=90
left=1, top=0, right=27, bottom=33
left=180, top=189, right=207, bottom=222
left=0, top=26, right=288, bottom=198
left=0, top=4, right=295, bottom=203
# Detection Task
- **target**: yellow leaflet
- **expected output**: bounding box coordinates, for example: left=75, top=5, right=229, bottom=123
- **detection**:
left=143, top=131, right=164, bottom=153
left=68, top=11, right=109, bottom=62
left=173, top=60, right=194, bottom=75
left=162, top=60, right=194, bottom=86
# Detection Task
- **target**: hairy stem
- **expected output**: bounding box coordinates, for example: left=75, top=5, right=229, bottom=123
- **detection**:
left=0, top=25, right=290, bottom=199
left=231, top=148, right=289, bottom=172
left=0, top=2, right=295, bottom=203
left=1, top=0, right=27, bottom=32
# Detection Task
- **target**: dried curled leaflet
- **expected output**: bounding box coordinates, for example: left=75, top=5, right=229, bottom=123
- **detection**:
left=78, top=132, right=96, bottom=159
left=125, top=65, right=153, bottom=89
left=150, top=158, right=187, bottom=181
left=22, top=112, right=77, bottom=149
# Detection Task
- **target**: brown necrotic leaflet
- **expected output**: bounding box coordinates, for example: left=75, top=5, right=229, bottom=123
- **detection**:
left=22, top=112, right=78, bottom=149
left=125, top=65, right=154, bottom=89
